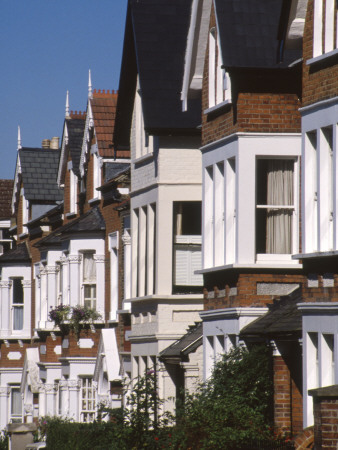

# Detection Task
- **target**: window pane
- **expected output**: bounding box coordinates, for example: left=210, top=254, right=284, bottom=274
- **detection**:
left=83, top=253, right=96, bottom=282
left=11, top=388, right=22, bottom=417
left=13, top=306, right=23, bottom=330
left=12, top=278, right=23, bottom=304
left=256, top=159, right=294, bottom=254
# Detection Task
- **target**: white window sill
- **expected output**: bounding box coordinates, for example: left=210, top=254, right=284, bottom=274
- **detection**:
left=133, top=152, right=154, bottom=165
left=197, top=261, right=302, bottom=274
left=88, top=197, right=100, bottom=205
left=204, top=99, right=231, bottom=115
left=65, top=212, right=77, bottom=219
left=306, top=48, right=338, bottom=65
left=293, top=250, right=338, bottom=259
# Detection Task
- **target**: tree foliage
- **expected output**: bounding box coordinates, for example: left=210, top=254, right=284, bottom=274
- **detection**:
left=38, top=344, right=294, bottom=449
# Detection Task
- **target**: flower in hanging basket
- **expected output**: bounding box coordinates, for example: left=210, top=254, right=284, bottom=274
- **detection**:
left=70, top=305, right=102, bottom=336
left=48, top=304, right=71, bottom=326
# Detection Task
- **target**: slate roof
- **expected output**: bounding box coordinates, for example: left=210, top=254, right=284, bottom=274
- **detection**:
left=114, top=0, right=201, bottom=148
left=214, top=0, right=302, bottom=69
left=0, top=242, right=31, bottom=263
left=34, top=207, right=105, bottom=248
left=19, top=148, right=63, bottom=202
left=0, top=180, right=13, bottom=219
left=159, top=322, right=203, bottom=361
left=67, top=116, right=86, bottom=176
left=104, top=162, right=130, bottom=183
left=240, top=289, right=303, bottom=338
left=91, top=90, right=118, bottom=158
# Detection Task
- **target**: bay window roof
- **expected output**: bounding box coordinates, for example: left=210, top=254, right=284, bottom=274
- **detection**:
left=240, top=288, right=302, bottom=338
left=34, top=207, right=105, bottom=249
left=0, top=242, right=31, bottom=263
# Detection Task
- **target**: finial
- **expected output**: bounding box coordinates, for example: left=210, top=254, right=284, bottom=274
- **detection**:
left=17, top=126, right=22, bottom=150
left=88, top=69, right=92, bottom=99
left=65, top=90, right=70, bottom=117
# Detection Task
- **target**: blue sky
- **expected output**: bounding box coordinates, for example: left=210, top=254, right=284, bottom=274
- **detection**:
left=0, top=0, right=128, bottom=179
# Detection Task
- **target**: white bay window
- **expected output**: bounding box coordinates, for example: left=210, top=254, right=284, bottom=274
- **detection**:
left=200, top=134, right=301, bottom=272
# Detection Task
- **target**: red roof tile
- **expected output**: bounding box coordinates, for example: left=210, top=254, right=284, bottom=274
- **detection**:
left=91, top=90, right=118, bottom=158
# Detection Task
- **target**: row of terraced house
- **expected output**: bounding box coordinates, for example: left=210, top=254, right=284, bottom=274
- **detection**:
left=0, top=0, right=338, bottom=447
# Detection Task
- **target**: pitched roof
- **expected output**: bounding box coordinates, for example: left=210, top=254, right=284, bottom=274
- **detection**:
left=0, top=242, right=31, bottom=263
left=67, top=116, right=86, bottom=176
left=114, top=0, right=201, bottom=148
left=159, top=322, right=203, bottom=362
left=34, top=207, right=105, bottom=248
left=214, top=0, right=302, bottom=69
left=240, top=289, right=302, bottom=338
left=91, top=90, right=118, bottom=158
left=104, top=162, right=130, bottom=183
left=19, top=148, right=63, bottom=202
left=0, top=180, right=13, bottom=219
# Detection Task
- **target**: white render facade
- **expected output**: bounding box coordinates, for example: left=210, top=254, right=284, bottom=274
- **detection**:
left=298, top=302, right=338, bottom=428
left=299, top=97, right=338, bottom=256
left=128, top=93, right=204, bottom=409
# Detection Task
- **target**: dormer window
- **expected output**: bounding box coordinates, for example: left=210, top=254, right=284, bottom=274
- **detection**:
left=70, top=169, right=78, bottom=215
left=93, top=152, right=101, bottom=199
left=21, top=191, right=29, bottom=235
left=208, top=27, right=231, bottom=109
left=313, top=0, right=338, bottom=57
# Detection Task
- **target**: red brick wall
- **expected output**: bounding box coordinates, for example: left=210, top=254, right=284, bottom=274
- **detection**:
left=201, top=8, right=301, bottom=148
left=203, top=272, right=305, bottom=310
left=273, top=354, right=303, bottom=436
left=313, top=395, right=338, bottom=449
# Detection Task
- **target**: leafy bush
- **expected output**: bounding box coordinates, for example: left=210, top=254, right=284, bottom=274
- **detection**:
left=39, top=345, right=291, bottom=449
left=172, top=345, right=275, bottom=449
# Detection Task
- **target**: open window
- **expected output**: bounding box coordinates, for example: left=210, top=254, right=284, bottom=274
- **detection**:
left=173, top=201, right=203, bottom=290
left=11, top=277, right=24, bottom=331
left=256, top=159, right=295, bottom=257
left=82, top=252, right=96, bottom=309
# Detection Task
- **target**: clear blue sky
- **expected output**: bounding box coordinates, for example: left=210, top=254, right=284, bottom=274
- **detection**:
left=0, top=0, right=128, bottom=180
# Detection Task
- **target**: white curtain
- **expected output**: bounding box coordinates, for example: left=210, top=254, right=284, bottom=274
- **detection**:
left=11, top=388, right=22, bottom=416
left=13, top=306, right=23, bottom=330
left=176, top=203, right=183, bottom=236
left=83, top=253, right=96, bottom=283
left=266, top=160, right=293, bottom=254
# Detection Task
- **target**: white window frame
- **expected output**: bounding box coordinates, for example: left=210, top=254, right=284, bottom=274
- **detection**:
left=70, top=169, right=78, bottom=214
left=255, top=158, right=297, bottom=259
left=207, top=27, right=231, bottom=111
left=11, top=277, right=24, bottom=331
left=81, top=251, right=97, bottom=310
left=80, top=377, right=96, bottom=423
left=109, top=232, right=119, bottom=321
left=9, top=385, right=22, bottom=423
left=313, top=0, right=337, bottom=58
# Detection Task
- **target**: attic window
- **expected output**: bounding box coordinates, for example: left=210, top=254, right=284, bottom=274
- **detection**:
left=207, top=28, right=231, bottom=111
left=313, top=0, right=337, bottom=57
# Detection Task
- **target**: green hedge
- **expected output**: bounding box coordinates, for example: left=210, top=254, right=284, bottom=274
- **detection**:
left=45, top=421, right=119, bottom=450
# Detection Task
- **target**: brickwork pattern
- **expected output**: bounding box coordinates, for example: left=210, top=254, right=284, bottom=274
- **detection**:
left=203, top=272, right=305, bottom=310
left=313, top=397, right=338, bottom=449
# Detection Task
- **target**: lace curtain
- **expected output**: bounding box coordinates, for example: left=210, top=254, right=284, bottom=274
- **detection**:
left=83, top=253, right=96, bottom=283
left=266, top=160, right=293, bottom=254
